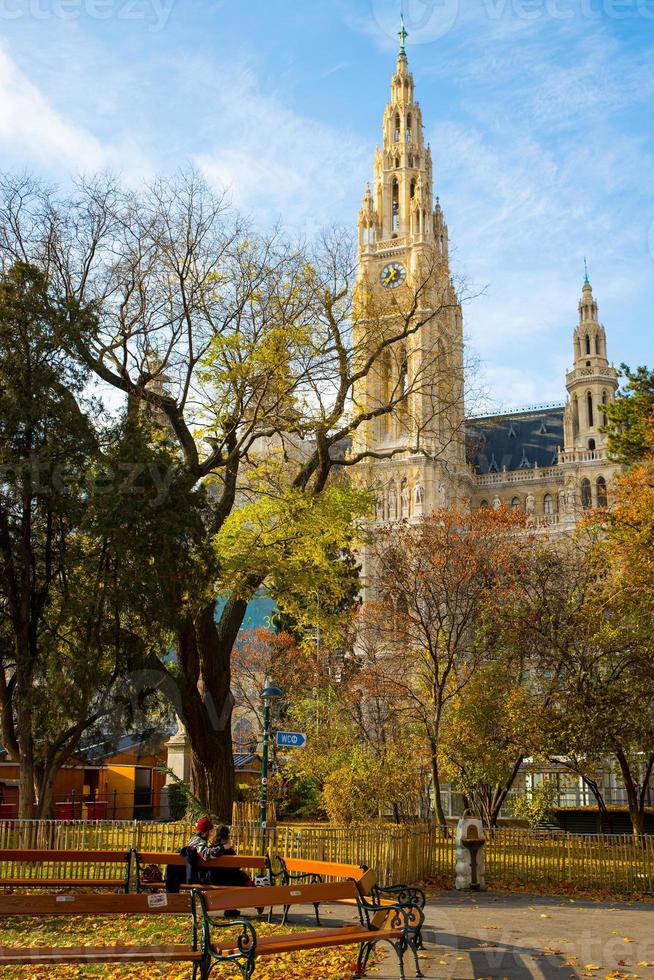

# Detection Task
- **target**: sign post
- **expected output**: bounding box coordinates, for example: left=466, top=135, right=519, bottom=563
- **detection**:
left=259, top=682, right=283, bottom=855
left=275, top=731, right=307, bottom=749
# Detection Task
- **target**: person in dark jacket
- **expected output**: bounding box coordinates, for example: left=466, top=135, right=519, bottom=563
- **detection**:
left=186, top=817, right=221, bottom=861
left=186, top=818, right=262, bottom=914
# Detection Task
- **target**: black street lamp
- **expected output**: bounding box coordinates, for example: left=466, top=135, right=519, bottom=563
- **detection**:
left=259, top=680, right=283, bottom=854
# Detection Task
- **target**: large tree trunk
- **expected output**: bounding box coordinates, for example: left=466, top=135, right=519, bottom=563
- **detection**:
left=16, top=711, right=35, bottom=819
left=485, top=756, right=524, bottom=828
left=580, top=777, right=613, bottom=834
left=34, top=763, right=57, bottom=820
left=177, top=600, right=246, bottom=820
left=615, top=747, right=646, bottom=838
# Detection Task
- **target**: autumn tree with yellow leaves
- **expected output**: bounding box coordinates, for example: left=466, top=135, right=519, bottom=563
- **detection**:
left=0, top=171, right=472, bottom=817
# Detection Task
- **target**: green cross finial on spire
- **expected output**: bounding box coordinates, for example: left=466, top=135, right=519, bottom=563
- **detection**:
left=584, top=256, right=589, bottom=285
left=398, top=13, right=408, bottom=56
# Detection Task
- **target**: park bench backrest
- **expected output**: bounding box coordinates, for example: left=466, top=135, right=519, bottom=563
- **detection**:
left=137, top=851, right=266, bottom=870
left=0, top=848, right=132, bottom=888
left=280, top=858, right=367, bottom=879
left=353, top=867, right=378, bottom=896
left=0, top=892, right=193, bottom=916
left=0, top=849, right=130, bottom=864
left=200, top=879, right=360, bottom=913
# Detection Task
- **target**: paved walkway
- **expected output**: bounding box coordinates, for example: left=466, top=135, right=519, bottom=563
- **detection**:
left=313, top=890, right=654, bottom=979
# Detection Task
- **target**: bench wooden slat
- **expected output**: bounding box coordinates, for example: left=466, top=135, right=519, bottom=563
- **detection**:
left=202, top=880, right=359, bottom=912
left=138, top=851, right=265, bottom=869
left=0, top=893, right=193, bottom=915
left=0, top=945, right=201, bottom=964
left=282, top=858, right=365, bottom=879
left=0, top=878, right=124, bottom=888
left=219, top=926, right=402, bottom=957
left=0, top=850, right=129, bottom=863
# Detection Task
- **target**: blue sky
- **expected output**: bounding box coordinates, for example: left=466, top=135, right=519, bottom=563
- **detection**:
left=0, top=0, right=652, bottom=411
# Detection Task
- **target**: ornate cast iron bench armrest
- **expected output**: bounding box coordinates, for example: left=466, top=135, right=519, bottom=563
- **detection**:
left=372, top=883, right=426, bottom=909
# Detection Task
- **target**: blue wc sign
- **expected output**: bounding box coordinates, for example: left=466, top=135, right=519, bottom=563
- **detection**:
left=275, top=731, right=307, bottom=749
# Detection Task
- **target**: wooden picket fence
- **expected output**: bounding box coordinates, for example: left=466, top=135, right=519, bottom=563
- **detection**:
left=0, top=818, right=652, bottom=893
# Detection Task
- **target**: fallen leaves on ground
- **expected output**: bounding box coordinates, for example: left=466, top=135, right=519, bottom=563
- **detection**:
left=0, top=914, right=362, bottom=979
left=422, top=875, right=654, bottom=904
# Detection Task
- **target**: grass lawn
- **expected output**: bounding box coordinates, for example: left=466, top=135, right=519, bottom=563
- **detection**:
left=0, top=914, right=361, bottom=979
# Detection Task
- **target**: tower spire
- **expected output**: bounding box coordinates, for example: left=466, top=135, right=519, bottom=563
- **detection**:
left=584, top=256, right=589, bottom=285
left=398, top=13, right=408, bottom=57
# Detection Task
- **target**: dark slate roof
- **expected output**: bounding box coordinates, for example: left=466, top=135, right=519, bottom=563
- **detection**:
left=234, top=753, right=261, bottom=770
left=466, top=406, right=565, bottom=475
left=80, top=729, right=173, bottom=763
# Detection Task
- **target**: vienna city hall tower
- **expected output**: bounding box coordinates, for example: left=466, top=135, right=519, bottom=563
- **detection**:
left=351, top=27, right=469, bottom=523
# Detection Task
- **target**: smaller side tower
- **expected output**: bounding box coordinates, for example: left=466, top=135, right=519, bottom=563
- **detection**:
left=561, top=270, right=620, bottom=513
left=563, top=272, right=618, bottom=454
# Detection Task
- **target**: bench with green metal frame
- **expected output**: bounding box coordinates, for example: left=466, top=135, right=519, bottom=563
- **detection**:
left=0, top=848, right=133, bottom=892
left=132, top=849, right=267, bottom=892
left=266, top=855, right=426, bottom=938
left=0, top=891, right=200, bottom=968
left=193, top=879, right=425, bottom=980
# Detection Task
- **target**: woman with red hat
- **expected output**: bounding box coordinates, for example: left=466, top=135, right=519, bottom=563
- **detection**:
left=186, top=819, right=261, bottom=914
left=186, top=817, right=219, bottom=862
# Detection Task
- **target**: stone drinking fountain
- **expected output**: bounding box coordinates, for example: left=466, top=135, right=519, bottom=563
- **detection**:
left=455, top=811, right=486, bottom=890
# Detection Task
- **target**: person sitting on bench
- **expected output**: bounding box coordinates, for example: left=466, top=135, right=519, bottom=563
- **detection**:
left=205, top=825, right=253, bottom=888
left=186, top=819, right=262, bottom=915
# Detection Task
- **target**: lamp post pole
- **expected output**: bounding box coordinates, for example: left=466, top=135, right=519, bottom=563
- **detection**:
left=259, top=682, right=283, bottom=856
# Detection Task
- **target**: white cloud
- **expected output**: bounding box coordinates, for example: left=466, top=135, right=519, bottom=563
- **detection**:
left=193, top=66, right=369, bottom=235
left=0, top=42, right=150, bottom=179
left=0, top=43, right=108, bottom=171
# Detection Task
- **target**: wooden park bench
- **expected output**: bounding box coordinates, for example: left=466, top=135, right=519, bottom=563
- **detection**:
left=194, top=879, right=425, bottom=979
left=0, top=880, right=425, bottom=978
left=133, top=850, right=267, bottom=892
left=268, top=856, right=426, bottom=937
left=0, top=890, right=200, bottom=969
left=0, top=849, right=132, bottom=892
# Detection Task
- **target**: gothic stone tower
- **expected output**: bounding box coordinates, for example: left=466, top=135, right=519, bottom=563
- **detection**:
left=560, top=273, right=619, bottom=510
left=467, top=272, right=621, bottom=524
left=351, top=28, right=469, bottom=524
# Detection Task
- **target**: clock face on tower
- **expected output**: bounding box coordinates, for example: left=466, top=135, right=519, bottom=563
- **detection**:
left=380, top=262, right=406, bottom=289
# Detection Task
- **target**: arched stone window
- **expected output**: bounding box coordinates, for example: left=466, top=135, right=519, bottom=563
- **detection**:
left=391, top=179, right=399, bottom=232
left=588, top=438, right=596, bottom=451
left=586, top=391, right=594, bottom=428
left=573, top=395, right=579, bottom=437
left=479, top=499, right=489, bottom=509
left=394, top=113, right=401, bottom=142
left=581, top=478, right=592, bottom=509
left=406, top=112, right=412, bottom=142
left=511, top=496, right=521, bottom=510
left=596, top=476, right=608, bottom=508
left=414, top=484, right=425, bottom=514
left=585, top=334, right=591, bottom=355
left=595, top=334, right=601, bottom=355
left=544, top=493, right=554, bottom=516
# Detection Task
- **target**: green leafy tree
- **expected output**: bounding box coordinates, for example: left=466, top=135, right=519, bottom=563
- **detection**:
left=440, top=663, right=539, bottom=828
left=602, top=364, right=654, bottom=464
left=0, top=172, right=471, bottom=816
left=358, top=506, right=530, bottom=830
